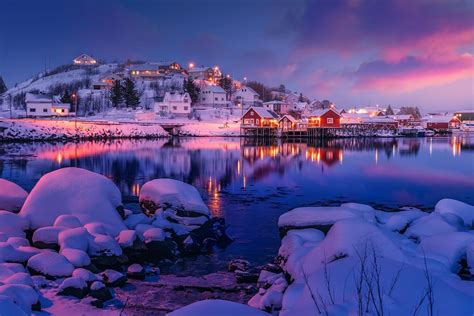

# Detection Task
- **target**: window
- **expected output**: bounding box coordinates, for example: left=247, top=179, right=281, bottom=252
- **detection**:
left=215, top=97, right=218, bottom=101
left=184, top=106, right=188, bottom=111
left=327, top=118, right=334, bottom=124
left=172, top=106, right=177, bottom=110
left=61, top=109, right=65, bottom=113
left=30, top=108, right=36, bottom=113
left=256, top=119, right=260, bottom=125
left=43, top=109, right=48, bottom=113
left=250, top=111, right=254, bottom=116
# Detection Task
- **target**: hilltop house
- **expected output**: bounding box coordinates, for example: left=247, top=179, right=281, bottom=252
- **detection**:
left=188, top=66, right=221, bottom=84
left=241, top=106, right=279, bottom=127
left=26, top=93, right=70, bottom=117
left=129, top=62, right=183, bottom=80
left=154, top=92, right=191, bottom=116
left=73, top=54, right=97, bottom=65
left=92, top=74, right=121, bottom=90
left=307, top=108, right=341, bottom=128
left=199, top=85, right=227, bottom=107
left=235, top=86, right=260, bottom=108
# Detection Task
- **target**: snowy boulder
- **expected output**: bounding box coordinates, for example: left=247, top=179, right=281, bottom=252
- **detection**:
left=168, top=299, right=269, bottom=316
left=57, top=277, right=88, bottom=298
left=0, top=179, right=28, bottom=213
left=117, top=230, right=147, bottom=262
left=383, top=209, right=427, bottom=232
left=127, top=263, right=145, bottom=280
left=100, top=269, right=126, bottom=287
left=405, top=213, right=461, bottom=241
left=117, top=230, right=138, bottom=248
left=84, top=222, right=109, bottom=236
left=2, top=272, right=34, bottom=287
left=434, top=199, right=474, bottom=228
left=54, top=215, right=82, bottom=229
left=20, top=168, right=126, bottom=236
left=60, top=248, right=91, bottom=268
left=142, top=227, right=166, bottom=243
left=0, top=242, right=32, bottom=263
left=27, top=252, right=74, bottom=278
left=6, top=237, right=30, bottom=248
left=123, top=213, right=152, bottom=229
left=0, top=294, right=28, bottom=315
left=89, top=281, right=113, bottom=301
left=72, top=268, right=101, bottom=283
left=0, top=284, right=40, bottom=312
left=58, top=227, right=91, bottom=252
left=139, top=179, right=210, bottom=217
left=278, top=206, right=360, bottom=234
left=88, top=234, right=126, bottom=269
left=0, top=211, right=29, bottom=238
left=32, top=226, right=65, bottom=249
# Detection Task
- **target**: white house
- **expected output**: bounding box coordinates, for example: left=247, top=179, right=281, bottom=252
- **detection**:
left=262, top=100, right=290, bottom=115
left=73, top=54, right=97, bottom=65
left=199, top=85, right=227, bottom=107
left=235, top=86, right=260, bottom=107
left=155, top=92, right=191, bottom=116
left=26, top=93, right=70, bottom=117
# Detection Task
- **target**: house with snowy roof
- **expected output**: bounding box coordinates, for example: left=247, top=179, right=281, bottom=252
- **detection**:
left=26, top=93, right=70, bottom=117
left=199, top=85, right=227, bottom=107
left=73, top=54, right=97, bottom=65
left=154, top=91, right=191, bottom=117
left=188, top=66, right=221, bottom=83
left=263, top=100, right=290, bottom=115
left=423, top=115, right=460, bottom=131
left=235, top=86, right=261, bottom=108
left=129, top=62, right=183, bottom=80
left=241, top=106, right=279, bottom=128
left=278, top=114, right=298, bottom=131
left=307, top=108, right=341, bottom=128
left=92, top=74, right=121, bottom=90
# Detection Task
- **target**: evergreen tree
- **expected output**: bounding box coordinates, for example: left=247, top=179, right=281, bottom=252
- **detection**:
left=386, top=105, right=394, bottom=115
left=60, top=90, right=72, bottom=104
left=218, top=74, right=233, bottom=100
left=246, top=81, right=271, bottom=101
left=278, top=84, right=286, bottom=93
left=110, top=80, right=123, bottom=108
left=399, top=106, right=422, bottom=119
left=0, top=76, right=7, bottom=95
left=122, top=78, right=140, bottom=108
left=298, top=93, right=304, bottom=102
left=183, top=79, right=200, bottom=104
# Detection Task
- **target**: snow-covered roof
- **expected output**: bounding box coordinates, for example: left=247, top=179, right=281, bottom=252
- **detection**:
left=203, top=85, right=226, bottom=93
left=164, top=92, right=190, bottom=103
left=263, top=100, right=284, bottom=105
left=279, top=114, right=297, bottom=123
left=388, top=114, right=413, bottom=120
left=244, top=106, right=279, bottom=119
left=52, top=103, right=70, bottom=109
left=129, top=64, right=162, bottom=71
left=240, top=86, right=259, bottom=96
left=309, top=108, right=340, bottom=117
left=362, top=117, right=397, bottom=123
left=427, top=115, right=458, bottom=123
left=25, top=93, right=53, bottom=103
left=188, top=67, right=211, bottom=73
left=341, top=113, right=371, bottom=119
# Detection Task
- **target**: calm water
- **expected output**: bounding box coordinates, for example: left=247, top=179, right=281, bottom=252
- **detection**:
left=1, top=136, right=473, bottom=267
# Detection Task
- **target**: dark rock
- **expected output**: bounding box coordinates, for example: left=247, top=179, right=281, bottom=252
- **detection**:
left=123, top=238, right=148, bottom=263
left=101, top=270, right=127, bottom=287
left=91, top=299, right=104, bottom=308
left=90, top=254, right=128, bottom=270
left=116, top=205, right=126, bottom=220
left=145, top=239, right=178, bottom=260
left=260, top=263, right=283, bottom=274
left=31, top=241, right=59, bottom=251
left=235, top=269, right=260, bottom=283
left=58, top=286, right=88, bottom=299
left=32, top=301, right=42, bottom=311
left=228, top=259, right=250, bottom=272
left=90, top=282, right=113, bottom=301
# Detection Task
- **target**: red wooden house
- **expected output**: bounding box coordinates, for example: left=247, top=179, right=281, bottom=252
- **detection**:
left=307, top=108, right=341, bottom=128
left=241, top=107, right=279, bottom=128
left=278, top=115, right=298, bottom=131
left=426, top=116, right=460, bottom=131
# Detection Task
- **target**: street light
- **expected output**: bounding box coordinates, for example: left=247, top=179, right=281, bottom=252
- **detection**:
left=188, top=62, right=194, bottom=69
left=71, top=93, right=78, bottom=130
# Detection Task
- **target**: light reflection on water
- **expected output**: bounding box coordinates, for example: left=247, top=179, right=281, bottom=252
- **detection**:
left=0, top=136, right=473, bottom=264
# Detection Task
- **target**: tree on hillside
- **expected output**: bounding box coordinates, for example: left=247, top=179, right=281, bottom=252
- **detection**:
left=298, top=93, right=304, bottom=102
left=0, top=76, right=7, bottom=95
left=399, top=106, right=421, bottom=119
left=386, top=105, right=394, bottom=115
left=110, top=80, right=123, bottom=108
left=60, top=90, right=72, bottom=104
left=183, top=79, right=200, bottom=104
left=218, top=74, right=233, bottom=100
left=246, top=81, right=272, bottom=102
left=122, top=78, right=140, bottom=109
left=278, top=84, right=286, bottom=93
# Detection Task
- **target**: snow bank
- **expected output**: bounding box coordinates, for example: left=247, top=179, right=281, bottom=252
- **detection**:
left=0, top=211, right=29, bottom=238
left=60, top=248, right=91, bottom=267
left=168, top=299, right=269, bottom=316
left=434, top=198, right=474, bottom=227
left=20, top=168, right=126, bottom=236
left=139, top=178, right=210, bottom=216
left=405, top=213, right=461, bottom=240
left=0, top=179, right=28, bottom=212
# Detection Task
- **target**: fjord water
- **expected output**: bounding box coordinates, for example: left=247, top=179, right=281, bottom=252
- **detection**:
left=1, top=136, right=473, bottom=266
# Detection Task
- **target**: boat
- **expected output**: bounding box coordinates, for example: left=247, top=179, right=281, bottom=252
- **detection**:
left=424, top=130, right=435, bottom=137
left=460, top=121, right=474, bottom=132
left=399, top=127, right=419, bottom=136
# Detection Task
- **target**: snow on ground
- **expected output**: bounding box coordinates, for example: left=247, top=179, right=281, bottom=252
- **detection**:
left=0, top=118, right=168, bottom=141
left=168, top=299, right=269, bottom=316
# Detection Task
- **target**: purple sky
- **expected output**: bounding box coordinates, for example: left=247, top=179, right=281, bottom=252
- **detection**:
left=0, top=0, right=473, bottom=111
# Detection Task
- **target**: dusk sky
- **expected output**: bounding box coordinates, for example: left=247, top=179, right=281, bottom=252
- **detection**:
left=1, top=0, right=473, bottom=111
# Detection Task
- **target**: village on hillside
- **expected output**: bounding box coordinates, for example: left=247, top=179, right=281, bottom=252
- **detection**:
left=0, top=53, right=473, bottom=138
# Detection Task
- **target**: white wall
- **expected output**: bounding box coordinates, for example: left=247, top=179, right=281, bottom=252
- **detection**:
left=27, top=102, right=52, bottom=116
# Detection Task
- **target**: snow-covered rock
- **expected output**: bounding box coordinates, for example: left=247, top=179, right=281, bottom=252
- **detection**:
left=57, top=277, right=88, bottom=298
left=142, top=227, right=166, bottom=243
left=54, top=215, right=82, bottom=229
left=89, top=281, right=112, bottom=301
left=6, top=237, right=30, bottom=248
left=0, top=294, right=28, bottom=315
left=0, top=179, right=28, bottom=213
left=100, top=269, right=126, bottom=287
left=58, top=227, right=91, bottom=252
left=1, top=272, right=34, bottom=287
left=0, top=284, right=39, bottom=313
left=72, top=268, right=100, bottom=283
left=405, top=213, right=461, bottom=240
left=0, top=211, right=29, bottom=238
left=434, top=199, right=474, bottom=227
left=27, top=252, right=74, bottom=278
left=32, top=226, right=65, bottom=248
left=88, top=234, right=122, bottom=257
left=139, top=179, right=210, bottom=217
left=20, top=168, right=126, bottom=236
left=168, top=299, right=269, bottom=316
left=60, top=248, right=91, bottom=268
left=117, top=230, right=137, bottom=248
left=127, top=263, right=145, bottom=280
left=123, top=213, right=151, bottom=229
left=383, top=209, right=427, bottom=232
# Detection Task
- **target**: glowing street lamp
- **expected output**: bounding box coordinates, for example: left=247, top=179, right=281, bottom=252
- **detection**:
left=188, top=62, right=194, bottom=69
